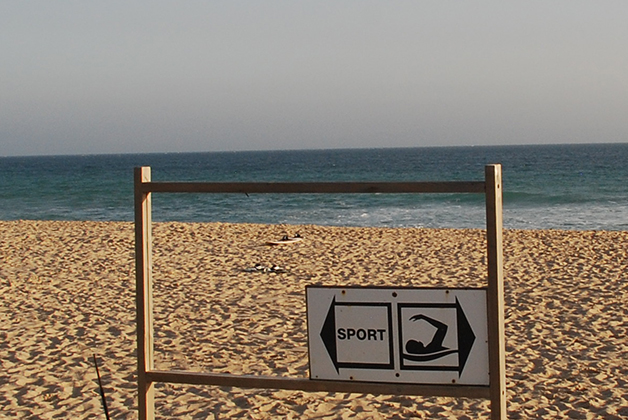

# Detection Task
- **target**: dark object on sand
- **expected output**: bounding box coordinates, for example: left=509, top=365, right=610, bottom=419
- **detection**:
left=265, top=234, right=303, bottom=245
left=93, top=354, right=111, bottom=420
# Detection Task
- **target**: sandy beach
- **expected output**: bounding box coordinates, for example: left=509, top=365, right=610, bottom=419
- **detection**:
left=1, top=220, right=627, bottom=419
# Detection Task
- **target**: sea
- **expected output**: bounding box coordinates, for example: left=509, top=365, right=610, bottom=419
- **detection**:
left=1, top=143, right=627, bottom=231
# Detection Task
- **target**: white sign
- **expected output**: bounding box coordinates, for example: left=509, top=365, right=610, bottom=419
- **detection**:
left=306, top=287, right=489, bottom=386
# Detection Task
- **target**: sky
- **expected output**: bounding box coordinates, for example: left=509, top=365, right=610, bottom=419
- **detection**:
left=2, top=1, right=628, bottom=156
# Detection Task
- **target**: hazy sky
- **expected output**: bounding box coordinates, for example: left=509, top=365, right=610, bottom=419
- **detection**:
left=2, top=1, right=628, bottom=156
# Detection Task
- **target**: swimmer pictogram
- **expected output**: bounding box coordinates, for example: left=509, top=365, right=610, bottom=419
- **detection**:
left=398, top=298, right=476, bottom=375
left=403, top=314, right=457, bottom=360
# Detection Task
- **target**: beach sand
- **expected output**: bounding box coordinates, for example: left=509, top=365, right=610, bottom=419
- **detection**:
left=1, top=220, right=627, bottom=419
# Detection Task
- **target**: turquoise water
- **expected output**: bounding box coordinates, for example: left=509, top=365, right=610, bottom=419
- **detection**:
left=1, top=144, right=627, bottom=230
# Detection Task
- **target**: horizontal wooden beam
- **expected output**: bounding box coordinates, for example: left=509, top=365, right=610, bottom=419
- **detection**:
left=146, top=370, right=491, bottom=399
left=138, top=181, right=486, bottom=195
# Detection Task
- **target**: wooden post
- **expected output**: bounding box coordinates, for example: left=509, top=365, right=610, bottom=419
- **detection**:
left=485, top=164, right=506, bottom=419
left=135, top=167, right=155, bottom=420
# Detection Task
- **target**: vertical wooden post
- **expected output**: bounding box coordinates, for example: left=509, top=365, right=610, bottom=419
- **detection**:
left=135, top=167, right=155, bottom=420
left=485, top=164, right=506, bottom=419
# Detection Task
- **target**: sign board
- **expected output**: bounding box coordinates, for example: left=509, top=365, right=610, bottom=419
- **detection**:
left=306, top=287, right=489, bottom=386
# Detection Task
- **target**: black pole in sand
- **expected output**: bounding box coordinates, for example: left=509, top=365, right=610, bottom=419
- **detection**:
left=93, top=354, right=111, bottom=420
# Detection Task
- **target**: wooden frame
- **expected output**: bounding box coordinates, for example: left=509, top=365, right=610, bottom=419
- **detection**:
left=134, top=165, right=505, bottom=419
